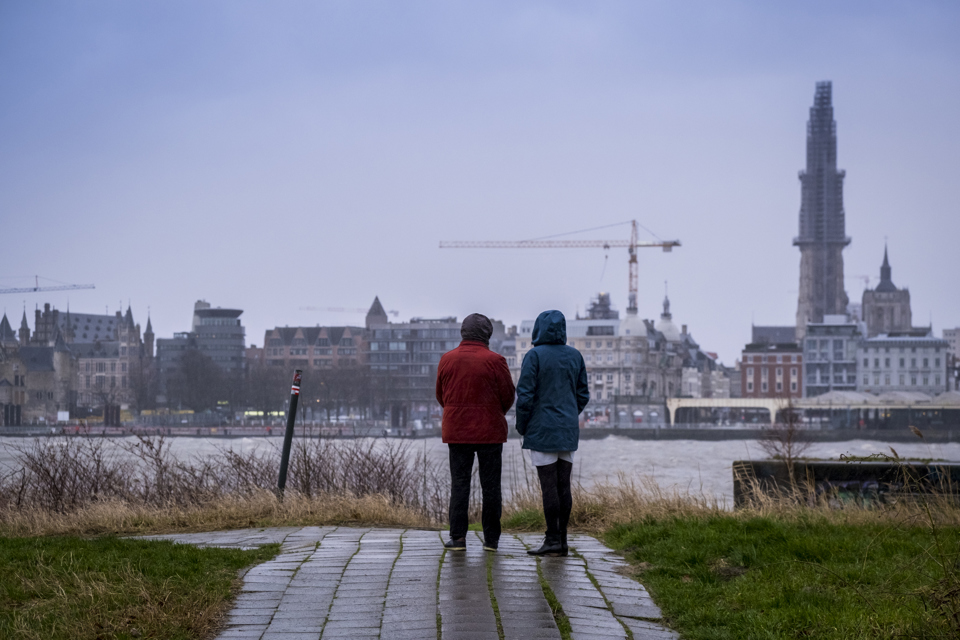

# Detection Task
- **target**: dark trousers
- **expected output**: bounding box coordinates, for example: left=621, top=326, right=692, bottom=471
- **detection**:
left=448, top=443, right=502, bottom=544
left=536, top=460, right=573, bottom=537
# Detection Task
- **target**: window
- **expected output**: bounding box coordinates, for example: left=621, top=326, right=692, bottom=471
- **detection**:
left=122, top=376, right=127, bottom=388
left=912, top=358, right=917, bottom=367
left=899, top=375, right=904, bottom=385
left=874, top=358, right=880, bottom=368
left=747, top=382, right=754, bottom=392
left=863, top=376, right=869, bottom=385
left=874, top=376, right=880, bottom=385
left=595, top=374, right=602, bottom=382
left=884, top=375, right=890, bottom=385
left=791, top=367, right=798, bottom=379
left=521, top=342, right=526, bottom=349
left=607, top=353, right=613, bottom=363
left=923, top=358, right=929, bottom=368
left=761, top=382, right=768, bottom=392
left=923, top=377, right=929, bottom=386
left=625, top=373, right=631, bottom=382
left=606, top=341, right=613, bottom=348
left=863, top=358, right=869, bottom=367
left=340, top=337, right=354, bottom=347
left=900, top=358, right=905, bottom=367
left=884, top=358, right=890, bottom=368
left=791, top=381, right=797, bottom=392
left=936, top=375, right=941, bottom=385
left=584, top=341, right=591, bottom=348
left=316, top=338, right=330, bottom=347
left=936, top=358, right=941, bottom=367
left=586, top=355, right=592, bottom=363
left=911, top=376, right=917, bottom=386
left=606, top=374, right=614, bottom=383
left=120, top=346, right=127, bottom=356
left=121, top=363, right=127, bottom=372
left=96, top=362, right=106, bottom=373
left=776, top=382, right=783, bottom=392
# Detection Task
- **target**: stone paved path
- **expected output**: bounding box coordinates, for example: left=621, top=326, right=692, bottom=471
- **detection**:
left=139, top=527, right=678, bottom=640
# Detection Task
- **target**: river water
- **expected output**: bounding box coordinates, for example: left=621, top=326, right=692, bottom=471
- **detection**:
left=3, top=436, right=958, bottom=506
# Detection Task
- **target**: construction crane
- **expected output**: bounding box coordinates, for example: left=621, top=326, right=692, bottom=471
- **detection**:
left=299, top=306, right=400, bottom=317
left=440, top=220, right=679, bottom=313
left=0, top=276, right=95, bottom=295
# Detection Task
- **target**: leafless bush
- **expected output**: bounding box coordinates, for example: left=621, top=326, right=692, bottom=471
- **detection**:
left=0, top=435, right=453, bottom=525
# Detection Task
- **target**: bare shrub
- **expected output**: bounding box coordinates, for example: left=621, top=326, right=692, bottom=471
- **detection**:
left=0, top=435, right=453, bottom=530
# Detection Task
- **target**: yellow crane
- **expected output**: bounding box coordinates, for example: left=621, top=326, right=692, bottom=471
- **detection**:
left=440, top=220, right=679, bottom=313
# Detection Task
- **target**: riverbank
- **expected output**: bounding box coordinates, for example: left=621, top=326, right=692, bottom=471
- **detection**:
left=5, top=424, right=960, bottom=443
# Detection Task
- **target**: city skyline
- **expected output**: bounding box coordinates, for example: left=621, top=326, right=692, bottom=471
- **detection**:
left=1, top=2, right=958, bottom=364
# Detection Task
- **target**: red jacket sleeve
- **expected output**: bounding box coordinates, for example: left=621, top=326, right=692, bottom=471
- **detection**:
left=495, top=355, right=516, bottom=414
left=435, top=357, right=446, bottom=407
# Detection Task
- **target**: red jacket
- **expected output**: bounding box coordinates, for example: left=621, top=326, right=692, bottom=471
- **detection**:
left=436, top=340, right=516, bottom=443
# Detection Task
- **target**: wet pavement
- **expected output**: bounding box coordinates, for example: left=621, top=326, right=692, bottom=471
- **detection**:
left=138, top=527, right=678, bottom=640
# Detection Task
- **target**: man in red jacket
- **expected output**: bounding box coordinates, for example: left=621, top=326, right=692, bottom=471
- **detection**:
left=436, top=313, right=515, bottom=551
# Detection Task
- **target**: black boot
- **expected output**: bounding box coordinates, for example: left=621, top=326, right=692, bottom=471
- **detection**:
left=527, top=534, right=563, bottom=557
left=560, top=530, right=568, bottom=557
left=444, top=537, right=466, bottom=551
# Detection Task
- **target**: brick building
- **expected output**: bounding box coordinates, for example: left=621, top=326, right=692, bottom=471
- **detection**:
left=740, top=343, right=803, bottom=399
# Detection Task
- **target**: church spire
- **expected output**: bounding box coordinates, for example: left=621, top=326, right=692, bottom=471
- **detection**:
left=875, top=244, right=897, bottom=292
left=19, top=309, right=30, bottom=345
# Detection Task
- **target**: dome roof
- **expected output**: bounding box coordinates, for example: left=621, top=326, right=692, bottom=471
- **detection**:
left=655, top=294, right=682, bottom=342
left=619, top=310, right=644, bottom=337
left=656, top=317, right=682, bottom=342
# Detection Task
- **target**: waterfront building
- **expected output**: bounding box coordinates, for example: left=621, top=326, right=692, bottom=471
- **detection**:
left=156, top=300, right=245, bottom=403
left=802, top=315, right=861, bottom=397
left=364, top=297, right=462, bottom=427
left=515, top=294, right=727, bottom=424
left=795, top=81, right=851, bottom=339
left=862, top=246, right=913, bottom=337
left=740, top=342, right=803, bottom=399
left=0, top=332, right=76, bottom=425
left=857, top=331, right=949, bottom=395
left=15, top=303, right=151, bottom=410
left=262, top=325, right=365, bottom=370
left=751, top=326, right=797, bottom=345
left=945, top=327, right=960, bottom=391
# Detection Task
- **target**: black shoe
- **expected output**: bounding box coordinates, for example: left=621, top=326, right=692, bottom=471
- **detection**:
left=560, top=531, right=569, bottom=557
left=444, top=538, right=466, bottom=551
left=527, top=534, right=563, bottom=557
left=482, top=540, right=498, bottom=552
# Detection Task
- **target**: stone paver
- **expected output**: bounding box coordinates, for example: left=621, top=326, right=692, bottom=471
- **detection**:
left=142, top=527, right=679, bottom=639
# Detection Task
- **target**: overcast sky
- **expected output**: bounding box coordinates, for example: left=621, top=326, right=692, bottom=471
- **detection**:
left=1, top=1, right=958, bottom=363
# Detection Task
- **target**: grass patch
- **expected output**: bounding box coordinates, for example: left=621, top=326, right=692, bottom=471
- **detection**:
left=486, top=552, right=505, bottom=640
left=535, top=557, right=573, bottom=640
left=502, top=508, right=545, bottom=531
left=0, top=536, right=278, bottom=640
left=606, top=514, right=960, bottom=639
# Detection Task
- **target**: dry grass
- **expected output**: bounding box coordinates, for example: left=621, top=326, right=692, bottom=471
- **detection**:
left=3, top=435, right=960, bottom=539
left=0, top=490, right=434, bottom=538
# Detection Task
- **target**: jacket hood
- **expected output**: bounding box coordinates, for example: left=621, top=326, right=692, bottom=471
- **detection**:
left=532, top=310, right=567, bottom=346
left=460, top=313, right=493, bottom=346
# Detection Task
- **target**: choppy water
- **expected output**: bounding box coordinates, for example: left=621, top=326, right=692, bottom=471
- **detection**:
left=2, top=436, right=958, bottom=506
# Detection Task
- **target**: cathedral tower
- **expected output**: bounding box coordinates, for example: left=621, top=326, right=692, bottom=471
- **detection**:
left=795, top=81, right=851, bottom=338
left=862, top=245, right=912, bottom=337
